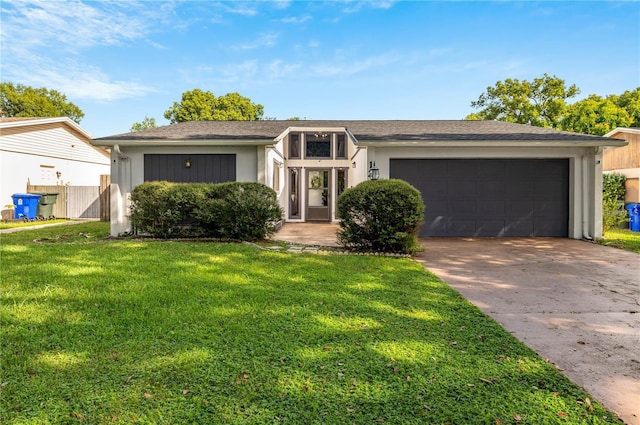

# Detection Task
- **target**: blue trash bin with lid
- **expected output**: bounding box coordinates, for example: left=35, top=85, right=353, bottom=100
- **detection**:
left=626, top=203, right=640, bottom=232
left=12, top=193, right=41, bottom=221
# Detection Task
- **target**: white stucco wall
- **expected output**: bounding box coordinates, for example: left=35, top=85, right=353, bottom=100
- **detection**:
left=109, top=145, right=258, bottom=236
left=367, top=145, right=603, bottom=240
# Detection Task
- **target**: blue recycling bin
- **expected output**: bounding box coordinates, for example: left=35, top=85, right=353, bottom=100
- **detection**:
left=626, top=203, right=640, bottom=232
left=12, top=193, right=42, bottom=220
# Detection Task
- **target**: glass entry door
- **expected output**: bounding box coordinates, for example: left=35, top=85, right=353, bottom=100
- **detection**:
left=307, top=169, right=330, bottom=221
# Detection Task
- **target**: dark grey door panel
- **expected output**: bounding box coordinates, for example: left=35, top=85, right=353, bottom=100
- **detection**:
left=390, top=159, right=569, bottom=237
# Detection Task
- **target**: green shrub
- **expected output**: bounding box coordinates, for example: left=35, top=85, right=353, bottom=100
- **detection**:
left=602, top=173, right=627, bottom=232
left=194, top=182, right=283, bottom=240
left=337, top=179, right=424, bottom=254
left=129, top=181, right=282, bottom=240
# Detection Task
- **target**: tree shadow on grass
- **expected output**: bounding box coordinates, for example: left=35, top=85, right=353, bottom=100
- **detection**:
left=1, top=238, right=622, bottom=424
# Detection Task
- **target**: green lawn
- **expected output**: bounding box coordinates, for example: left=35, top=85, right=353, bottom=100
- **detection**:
left=601, top=227, right=640, bottom=253
left=1, top=223, right=621, bottom=424
left=0, top=218, right=71, bottom=230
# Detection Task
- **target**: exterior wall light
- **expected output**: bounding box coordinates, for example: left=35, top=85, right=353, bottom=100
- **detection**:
left=368, top=161, right=379, bottom=180
left=185, top=159, right=191, bottom=168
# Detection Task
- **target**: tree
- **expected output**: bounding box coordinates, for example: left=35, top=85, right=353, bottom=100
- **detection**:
left=466, top=74, right=580, bottom=128
left=0, top=82, right=84, bottom=123
left=163, top=89, right=263, bottom=124
left=130, top=116, right=157, bottom=132
left=614, top=88, right=640, bottom=127
left=561, top=95, right=632, bottom=136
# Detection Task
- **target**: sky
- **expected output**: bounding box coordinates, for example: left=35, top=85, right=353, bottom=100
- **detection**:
left=1, top=0, right=639, bottom=138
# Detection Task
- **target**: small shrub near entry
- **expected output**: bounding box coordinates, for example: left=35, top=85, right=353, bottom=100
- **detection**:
left=129, top=181, right=282, bottom=240
left=602, top=173, right=627, bottom=232
left=337, top=179, right=424, bottom=254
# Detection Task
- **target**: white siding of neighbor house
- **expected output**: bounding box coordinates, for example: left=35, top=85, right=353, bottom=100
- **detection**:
left=109, top=145, right=257, bottom=236
left=367, top=145, right=604, bottom=240
left=0, top=122, right=110, bottom=208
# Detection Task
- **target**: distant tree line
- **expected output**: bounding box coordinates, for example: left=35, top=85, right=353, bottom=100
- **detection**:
left=2, top=78, right=637, bottom=136
left=466, top=74, right=639, bottom=136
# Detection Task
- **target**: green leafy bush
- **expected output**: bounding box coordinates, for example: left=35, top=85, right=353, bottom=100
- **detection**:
left=602, top=173, right=627, bottom=232
left=194, top=182, right=283, bottom=240
left=337, top=179, right=424, bottom=254
left=129, top=181, right=282, bottom=240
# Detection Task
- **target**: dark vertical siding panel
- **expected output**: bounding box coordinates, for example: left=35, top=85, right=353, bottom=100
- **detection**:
left=144, top=154, right=236, bottom=183
left=391, top=158, right=568, bottom=237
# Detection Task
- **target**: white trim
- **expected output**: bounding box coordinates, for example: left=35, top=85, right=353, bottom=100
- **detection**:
left=358, top=139, right=627, bottom=148
left=0, top=117, right=93, bottom=139
left=603, top=127, right=640, bottom=138
left=92, top=138, right=274, bottom=147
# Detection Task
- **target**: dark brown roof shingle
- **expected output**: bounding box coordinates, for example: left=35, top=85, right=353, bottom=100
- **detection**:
left=93, top=119, right=614, bottom=142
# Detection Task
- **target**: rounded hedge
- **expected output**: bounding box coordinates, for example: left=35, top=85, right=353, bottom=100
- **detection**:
left=129, top=181, right=282, bottom=240
left=336, top=179, right=424, bottom=254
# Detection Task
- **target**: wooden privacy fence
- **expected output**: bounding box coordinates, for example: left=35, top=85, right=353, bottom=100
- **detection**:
left=27, top=175, right=110, bottom=221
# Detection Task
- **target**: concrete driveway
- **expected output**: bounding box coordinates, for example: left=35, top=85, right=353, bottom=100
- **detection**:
left=415, top=238, right=639, bottom=424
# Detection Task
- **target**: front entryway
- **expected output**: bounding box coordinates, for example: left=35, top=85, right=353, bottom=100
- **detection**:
left=307, top=169, right=330, bottom=221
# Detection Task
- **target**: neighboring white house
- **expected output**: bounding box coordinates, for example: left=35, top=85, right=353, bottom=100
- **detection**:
left=92, top=120, right=626, bottom=240
left=603, top=127, right=640, bottom=204
left=0, top=117, right=111, bottom=213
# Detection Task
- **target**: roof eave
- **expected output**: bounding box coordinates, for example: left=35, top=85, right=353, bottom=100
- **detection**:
left=91, top=138, right=274, bottom=147
left=0, top=117, right=93, bottom=140
left=603, top=127, right=640, bottom=137
left=357, top=139, right=628, bottom=148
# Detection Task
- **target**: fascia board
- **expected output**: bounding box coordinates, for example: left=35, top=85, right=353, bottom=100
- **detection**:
left=0, top=117, right=93, bottom=140
left=91, top=138, right=274, bottom=147
left=603, top=127, right=640, bottom=138
left=357, top=139, right=628, bottom=148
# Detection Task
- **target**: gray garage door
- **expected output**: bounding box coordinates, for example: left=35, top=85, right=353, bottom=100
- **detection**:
left=390, top=159, right=569, bottom=237
left=144, top=154, right=236, bottom=183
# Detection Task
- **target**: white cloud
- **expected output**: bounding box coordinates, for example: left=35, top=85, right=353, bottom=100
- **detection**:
left=310, top=53, right=401, bottom=77
left=3, top=57, right=155, bottom=101
left=236, top=32, right=279, bottom=50
left=1, top=0, right=158, bottom=51
left=0, top=0, right=167, bottom=101
left=280, top=14, right=311, bottom=24
left=218, top=2, right=258, bottom=16
left=341, top=0, right=395, bottom=14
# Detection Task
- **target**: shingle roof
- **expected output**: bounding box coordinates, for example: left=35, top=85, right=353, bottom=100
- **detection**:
left=93, top=119, right=618, bottom=143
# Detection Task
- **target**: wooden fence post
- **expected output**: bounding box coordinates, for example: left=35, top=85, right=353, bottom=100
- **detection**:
left=100, top=174, right=111, bottom=222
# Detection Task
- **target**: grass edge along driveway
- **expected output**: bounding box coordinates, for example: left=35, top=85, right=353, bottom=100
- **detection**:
left=0, top=223, right=623, bottom=424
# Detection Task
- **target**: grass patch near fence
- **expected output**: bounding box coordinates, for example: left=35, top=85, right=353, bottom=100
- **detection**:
left=601, top=227, right=640, bottom=253
left=1, top=223, right=621, bottom=424
left=0, top=218, right=72, bottom=230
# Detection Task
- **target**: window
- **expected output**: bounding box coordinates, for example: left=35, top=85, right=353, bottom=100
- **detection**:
left=289, top=133, right=300, bottom=159
left=337, top=168, right=347, bottom=198
left=305, top=133, right=331, bottom=158
left=273, top=161, right=281, bottom=191
left=336, top=134, right=347, bottom=159
left=289, top=168, right=300, bottom=218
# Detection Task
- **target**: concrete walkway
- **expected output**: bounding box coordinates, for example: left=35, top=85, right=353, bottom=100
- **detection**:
left=270, top=222, right=341, bottom=247
left=415, top=238, right=639, bottom=425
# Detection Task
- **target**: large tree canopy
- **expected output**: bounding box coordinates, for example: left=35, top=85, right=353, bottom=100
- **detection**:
left=0, top=82, right=84, bottom=124
left=466, top=74, right=580, bottom=128
left=560, top=94, right=632, bottom=136
left=164, top=89, right=264, bottom=124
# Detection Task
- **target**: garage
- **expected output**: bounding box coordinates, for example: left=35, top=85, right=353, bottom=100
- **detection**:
left=390, top=158, right=569, bottom=237
left=144, top=154, right=236, bottom=183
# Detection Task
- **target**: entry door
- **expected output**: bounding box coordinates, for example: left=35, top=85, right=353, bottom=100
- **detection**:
left=307, top=169, right=330, bottom=221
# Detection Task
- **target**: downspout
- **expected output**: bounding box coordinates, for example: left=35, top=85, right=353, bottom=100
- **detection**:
left=582, top=154, right=592, bottom=240
left=113, top=145, right=134, bottom=235
left=581, top=146, right=603, bottom=241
